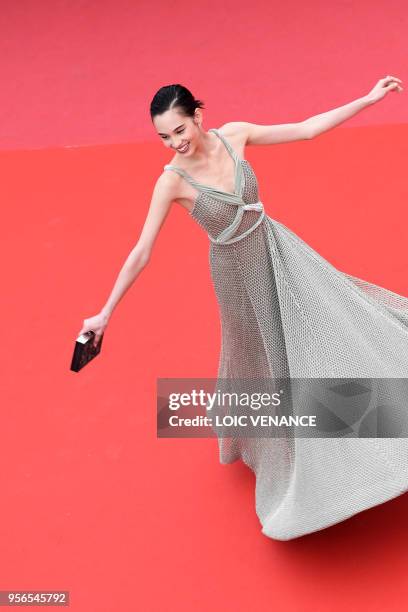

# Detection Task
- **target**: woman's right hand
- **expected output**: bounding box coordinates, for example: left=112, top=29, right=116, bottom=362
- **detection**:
left=78, top=312, right=110, bottom=348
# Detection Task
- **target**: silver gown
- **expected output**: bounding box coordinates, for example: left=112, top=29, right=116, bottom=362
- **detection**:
left=164, top=127, right=408, bottom=541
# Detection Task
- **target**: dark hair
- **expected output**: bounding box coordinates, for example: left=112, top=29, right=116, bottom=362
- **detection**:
left=150, top=84, right=205, bottom=121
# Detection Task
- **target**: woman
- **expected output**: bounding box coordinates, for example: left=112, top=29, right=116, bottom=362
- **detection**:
left=79, top=79, right=408, bottom=541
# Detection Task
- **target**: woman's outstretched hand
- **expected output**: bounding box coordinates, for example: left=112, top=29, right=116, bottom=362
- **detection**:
left=78, top=312, right=110, bottom=348
left=367, top=75, right=403, bottom=103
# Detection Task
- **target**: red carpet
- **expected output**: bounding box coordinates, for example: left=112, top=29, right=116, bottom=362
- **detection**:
left=1, top=1, right=408, bottom=610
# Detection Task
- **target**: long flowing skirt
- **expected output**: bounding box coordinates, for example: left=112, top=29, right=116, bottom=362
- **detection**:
left=209, top=214, right=408, bottom=540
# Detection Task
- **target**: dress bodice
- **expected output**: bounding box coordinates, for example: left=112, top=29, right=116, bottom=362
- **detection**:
left=163, top=128, right=266, bottom=245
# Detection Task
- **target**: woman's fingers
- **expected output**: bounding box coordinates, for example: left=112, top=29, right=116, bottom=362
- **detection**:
left=389, top=82, right=403, bottom=91
left=383, top=75, right=402, bottom=83
left=77, top=314, right=108, bottom=346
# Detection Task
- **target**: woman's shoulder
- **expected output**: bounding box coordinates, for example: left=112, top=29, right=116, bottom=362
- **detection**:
left=217, top=122, right=249, bottom=151
left=218, top=122, right=248, bottom=138
left=217, top=123, right=248, bottom=158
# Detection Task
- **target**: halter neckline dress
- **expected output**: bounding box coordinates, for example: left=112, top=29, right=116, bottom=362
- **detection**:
left=164, top=127, right=408, bottom=541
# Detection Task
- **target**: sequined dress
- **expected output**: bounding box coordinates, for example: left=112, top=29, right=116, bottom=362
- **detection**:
left=164, top=127, right=408, bottom=541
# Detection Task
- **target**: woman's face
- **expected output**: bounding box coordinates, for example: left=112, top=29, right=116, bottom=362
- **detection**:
left=154, top=108, right=201, bottom=156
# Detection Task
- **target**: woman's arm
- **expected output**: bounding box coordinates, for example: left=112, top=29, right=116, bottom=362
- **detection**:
left=303, top=75, right=402, bottom=138
left=98, top=244, right=150, bottom=320
left=303, top=95, right=373, bottom=139
left=99, top=173, right=175, bottom=318
left=233, top=75, right=403, bottom=146
left=78, top=172, right=176, bottom=345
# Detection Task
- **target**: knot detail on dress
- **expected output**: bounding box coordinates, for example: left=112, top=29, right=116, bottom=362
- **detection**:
left=208, top=201, right=265, bottom=245
left=242, top=200, right=264, bottom=212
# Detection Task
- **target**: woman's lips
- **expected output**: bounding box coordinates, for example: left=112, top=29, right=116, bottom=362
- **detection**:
left=177, top=142, right=189, bottom=153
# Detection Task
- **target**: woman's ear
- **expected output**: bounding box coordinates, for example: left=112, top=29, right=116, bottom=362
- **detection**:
left=194, top=109, right=203, bottom=126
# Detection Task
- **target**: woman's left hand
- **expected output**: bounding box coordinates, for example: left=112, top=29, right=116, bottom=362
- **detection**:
left=366, top=75, right=403, bottom=104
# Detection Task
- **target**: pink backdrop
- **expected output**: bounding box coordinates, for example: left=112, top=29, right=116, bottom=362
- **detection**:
left=1, top=0, right=406, bottom=150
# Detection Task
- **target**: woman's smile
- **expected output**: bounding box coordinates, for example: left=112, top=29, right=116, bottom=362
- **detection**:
left=177, top=142, right=190, bottom=153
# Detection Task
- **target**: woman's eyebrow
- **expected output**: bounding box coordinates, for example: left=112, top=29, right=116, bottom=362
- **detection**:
left=158, top=124, right=185, bottom=136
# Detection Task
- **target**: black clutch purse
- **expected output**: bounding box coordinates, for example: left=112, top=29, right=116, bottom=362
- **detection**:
left=70, top=331, right=104, bottom=372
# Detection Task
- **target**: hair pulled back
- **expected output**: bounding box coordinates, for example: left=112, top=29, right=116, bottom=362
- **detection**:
left=150, top=84, right=205, bottom=121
